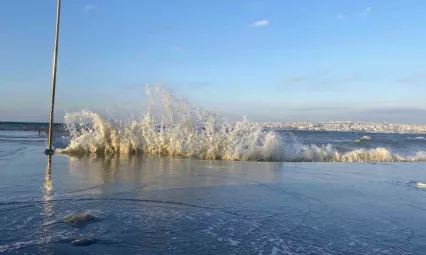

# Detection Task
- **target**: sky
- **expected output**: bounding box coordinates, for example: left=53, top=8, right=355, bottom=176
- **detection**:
left=1, top=0, right=426, bottom=124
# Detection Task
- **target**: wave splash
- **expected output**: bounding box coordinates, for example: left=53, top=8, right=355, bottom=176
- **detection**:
left=57, top=85, right=426, bottom=162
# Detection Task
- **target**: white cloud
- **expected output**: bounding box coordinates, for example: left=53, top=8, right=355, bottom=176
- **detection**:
left=337, top=14, right=345, bottom=20
left=338, top=7, right=372, bottom=20
left=249, top=20, right=269, bottom=27
left=83, top=4, right=95, bottom=12
left=360, top=7, right=371, bottom=16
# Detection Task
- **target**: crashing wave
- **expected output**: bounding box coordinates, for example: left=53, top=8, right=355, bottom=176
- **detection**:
left=56, top=85, right=426, bottom=162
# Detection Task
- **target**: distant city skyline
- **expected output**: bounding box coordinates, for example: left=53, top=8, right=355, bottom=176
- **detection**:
left=1, top=0, right=425, bottom=124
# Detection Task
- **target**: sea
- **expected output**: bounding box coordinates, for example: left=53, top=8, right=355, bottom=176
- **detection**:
left=1, top=87, right=426, bottom=254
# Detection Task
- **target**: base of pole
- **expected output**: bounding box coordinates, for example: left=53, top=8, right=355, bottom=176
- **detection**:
left=45, top=149, right=55, bottom=155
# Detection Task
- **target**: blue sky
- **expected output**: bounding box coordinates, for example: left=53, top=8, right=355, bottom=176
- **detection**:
left=1, top=0, right=425, bottom=124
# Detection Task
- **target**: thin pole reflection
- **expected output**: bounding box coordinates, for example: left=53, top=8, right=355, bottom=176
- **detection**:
left=39, top=155, right=54, bottom=254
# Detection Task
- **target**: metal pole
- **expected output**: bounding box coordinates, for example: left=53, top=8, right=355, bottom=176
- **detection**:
left=45, top=0, right=61, bottom=155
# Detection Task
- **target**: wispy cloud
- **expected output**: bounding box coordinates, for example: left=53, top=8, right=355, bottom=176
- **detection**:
left=209, top=100, right=426, bottom=124
left=337, top=7, right=372, bottom=20
left=279, top=75, right=361, bottom=92
left=360, top=7, right=371, bottom=16
left=83, top=4, right=95, bottom=12
left=287, top=76, right=306, bottom=83
left=249, top=20, right=269, bottom=27
left=396, top=72, right=426, bottom=85
left=337, top=14, right=346, bottom=20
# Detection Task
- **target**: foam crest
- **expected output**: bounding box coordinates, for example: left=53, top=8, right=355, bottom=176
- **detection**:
left=354, top=135, right=372, bottom=143
left=57, top=85, right=426, bottom=162
left=407, top=136, right=426, bottom=140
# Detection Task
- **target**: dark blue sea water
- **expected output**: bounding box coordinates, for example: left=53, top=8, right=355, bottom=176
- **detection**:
left=0, top=122, right=63, bottom=131
left=1, top=122, right=426, bottom=254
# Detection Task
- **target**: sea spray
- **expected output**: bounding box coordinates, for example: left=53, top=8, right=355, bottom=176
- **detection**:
left=57, top=85, right=426, bottom=162
left=58, top=85, right=274, bottom=160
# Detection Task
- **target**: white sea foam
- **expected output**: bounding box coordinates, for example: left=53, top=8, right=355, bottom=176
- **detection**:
left=360, top=136, right=372, bottom=141
left=407, top=136, right=426, bottom=140
left=354, top=135, right=372, bottom=143
left=57, top=85, right=426, bottom=162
